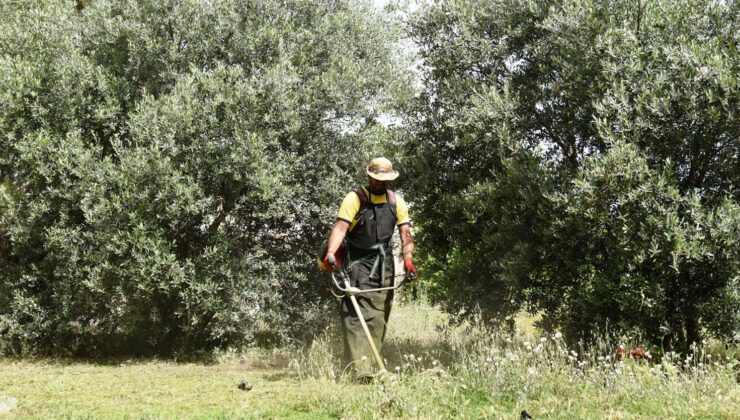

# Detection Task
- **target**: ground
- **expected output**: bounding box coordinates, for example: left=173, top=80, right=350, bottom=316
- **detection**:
left=0, top=357, right=333, bottom=418
left=1, top=301, right=738, bottom=419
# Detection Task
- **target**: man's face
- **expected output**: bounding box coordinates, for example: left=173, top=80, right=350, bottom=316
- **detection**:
left=368, top=177, right=389, bottom=194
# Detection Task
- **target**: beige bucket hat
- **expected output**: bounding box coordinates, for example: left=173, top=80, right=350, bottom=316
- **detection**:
left=366, top=157, right=400, bottom=181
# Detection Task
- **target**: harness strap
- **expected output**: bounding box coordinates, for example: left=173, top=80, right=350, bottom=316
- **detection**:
left=346, top=241, right=391, bottom=287
left=352, top=187, right=397, bottom=228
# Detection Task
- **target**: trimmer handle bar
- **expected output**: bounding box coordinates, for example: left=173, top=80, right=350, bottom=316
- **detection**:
left=331, top=269, right=416, bottom=296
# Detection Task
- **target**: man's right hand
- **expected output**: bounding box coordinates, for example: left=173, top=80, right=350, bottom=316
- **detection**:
left=324, top=252, right=336, bottom=271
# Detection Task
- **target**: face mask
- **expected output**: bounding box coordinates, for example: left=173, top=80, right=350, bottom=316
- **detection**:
left=368, top=185, right=387, bottom=195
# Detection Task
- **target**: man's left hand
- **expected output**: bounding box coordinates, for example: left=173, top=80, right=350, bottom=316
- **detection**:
left=404, top=259, right=417, bottom=279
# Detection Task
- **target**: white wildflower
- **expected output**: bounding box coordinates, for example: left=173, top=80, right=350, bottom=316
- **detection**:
left=554, top=332, right=563, bottom=339
left=0, top=397, right=17, bottom=415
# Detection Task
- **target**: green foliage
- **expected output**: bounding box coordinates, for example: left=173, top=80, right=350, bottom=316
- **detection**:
left=407, top=0, right=738, bottom=349
left=538, top=143, right=739, bottom=348
left=593, top=0, right=739, bottom=197
left=0, top=0, right=414, bottom=356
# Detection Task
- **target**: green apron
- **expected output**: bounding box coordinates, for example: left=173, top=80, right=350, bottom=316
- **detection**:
left=340, top=190, right=396, bottom=376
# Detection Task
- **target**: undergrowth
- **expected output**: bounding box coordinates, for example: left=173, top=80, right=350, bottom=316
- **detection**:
left=291, top=301, right=739, bottom=419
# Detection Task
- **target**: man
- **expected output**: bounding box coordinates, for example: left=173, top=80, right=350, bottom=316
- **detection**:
left=323, top=157, right=417, bottom=379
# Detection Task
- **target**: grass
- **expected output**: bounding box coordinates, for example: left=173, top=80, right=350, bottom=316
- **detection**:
left=0, top=356, right=335, bottom=418
left=1, top=300, right=738, bottom=418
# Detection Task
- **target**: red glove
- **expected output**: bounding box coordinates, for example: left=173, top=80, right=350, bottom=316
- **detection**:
left=323, top=252, right=336, bottom=272
left=404, top=259, right=417, bottom=278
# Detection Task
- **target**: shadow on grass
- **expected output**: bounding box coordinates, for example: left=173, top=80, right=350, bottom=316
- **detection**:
left=0, top=353, right=220, bottom=367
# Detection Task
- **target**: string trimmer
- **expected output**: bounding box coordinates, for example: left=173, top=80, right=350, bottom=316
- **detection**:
left=331, top=266, right=416, bottom=373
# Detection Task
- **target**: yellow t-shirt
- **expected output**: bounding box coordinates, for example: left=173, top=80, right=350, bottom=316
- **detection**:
left=336, top=188, right=410, bottom=231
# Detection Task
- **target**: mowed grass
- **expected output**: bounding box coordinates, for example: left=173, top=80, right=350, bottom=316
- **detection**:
left=0, top=356, right=338, bottom=418
left=1, top=300, right=738, bottom=419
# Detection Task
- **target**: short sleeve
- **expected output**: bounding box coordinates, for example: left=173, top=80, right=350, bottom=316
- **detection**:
left=336, top=191, right=361, bottom=223
left=394, top=194, right=410, bottom=226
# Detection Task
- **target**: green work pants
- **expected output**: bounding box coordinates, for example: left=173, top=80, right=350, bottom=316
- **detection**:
left=340, top=247, right=395, bottom=376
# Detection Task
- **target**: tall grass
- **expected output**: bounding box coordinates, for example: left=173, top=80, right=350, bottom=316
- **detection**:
left=292, top=300, right=739, bottom=419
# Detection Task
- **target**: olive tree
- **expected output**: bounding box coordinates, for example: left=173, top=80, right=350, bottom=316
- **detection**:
left=406, top=0, right=738, bottom=350
left=0, top=0, right=414, bottom=356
